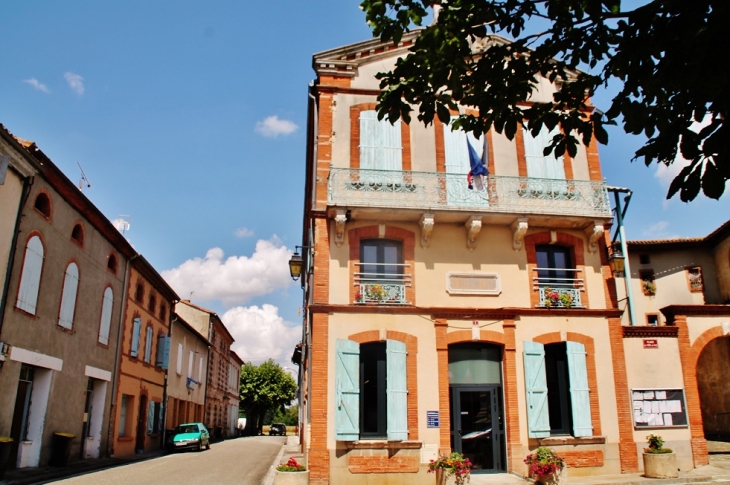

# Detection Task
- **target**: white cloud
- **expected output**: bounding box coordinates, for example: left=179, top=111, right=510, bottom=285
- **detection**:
left=23, top=78, right=50, bottom=93
left=255, top=115, right=298, bottom=138
left=161, top=237, right=292, bottom=306
left=224, top=304, right=301, bottom=366
left=641, top=221, right=679, bottom=240
left=64, top=72, right=85, bottom=96
left=235, top=227, right=254, bottom=238
left=654, top=158, right=690, bottom=189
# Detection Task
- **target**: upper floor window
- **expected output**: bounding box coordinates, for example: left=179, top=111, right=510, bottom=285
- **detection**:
left=334, top=339, right=408, bottom=441
left=135, top=283, right=144, bottom=303
left=356, top=239, right=406, bottom=304
left=524, top=125, right=565, bottom=180
left=443, top=117, right=487, bottom=175
left=58, top=262, right=79, bottom=329
left=535, top=245, right=582, bottom=308
left=98, top=287, right=114, bottom=345
left=159, top=303, right=167, bottom=321
left=33, top=192, right=51, bottom=219
left=640, top=270, right=656, bottom=296
left=148, top=293, right=156, bottom=314
left=16, top=235, right=45, bottom=314
left=144, top=326, right=153, bottom=363
left=71, top=223, right=84, bottom=246
left=359, top=110, right=402, bottom=171
left=107, top=253, right=118, bottom=274
left=524, top=341, right=593, bottom=438
left=130, top=317, right=142, bottom=358
left=687, top=266, right=703, bottom=293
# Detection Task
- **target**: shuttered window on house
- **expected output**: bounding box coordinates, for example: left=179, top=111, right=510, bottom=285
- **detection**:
left=334, top=338, right=408, bottom=442
left=443, top=116, right=485, bottom=174
left=176, top=343, right=183, bottom=374
left=130, top=317, right=141, bottom=358
left=523, top=340, right=592, bottom=438
left=58, top=263, right=79, bottom=329
left=144, top=327, right=153, bottom=363
left=359, top=110, right=402, bottom=172
left=523, top=125, right=565, bottom=180
left=98, top=287, right=114, bottom=345
left=16, top=236, right=44, bottom=314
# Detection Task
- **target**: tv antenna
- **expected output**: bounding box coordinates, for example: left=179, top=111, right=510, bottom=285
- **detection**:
left=77, top=162, right=91, bottom=191
left=116, top=215, right=131, bottom=235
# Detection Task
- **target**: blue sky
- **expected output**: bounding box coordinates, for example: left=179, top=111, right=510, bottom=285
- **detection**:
left=2, top=1, right=728, bottom=365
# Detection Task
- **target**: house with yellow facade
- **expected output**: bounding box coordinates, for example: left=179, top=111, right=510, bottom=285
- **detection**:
left=294, top=32, right=727, bottom=484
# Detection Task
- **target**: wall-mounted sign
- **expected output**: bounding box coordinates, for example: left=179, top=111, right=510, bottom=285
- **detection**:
left=427, top=411, right=439, bottom=428
left=643, top=339, right=658, bottom=349
left=631, top=388, right=688, bottom=428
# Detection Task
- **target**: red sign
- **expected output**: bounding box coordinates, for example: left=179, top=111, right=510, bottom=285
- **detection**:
left=643, top=339, right=658, bottom=349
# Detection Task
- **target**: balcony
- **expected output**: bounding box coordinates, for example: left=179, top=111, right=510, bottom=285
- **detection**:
left=354, top=263, right=411, bottom=305
left=328, top=168, right=611, bottom=218
left=533, top=268, right=585, bottom=308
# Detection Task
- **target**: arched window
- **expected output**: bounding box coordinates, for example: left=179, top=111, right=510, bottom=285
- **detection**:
left=33, top=192, right=51, bottom=218
left=58, top=262, right=80, bottom=329
left=148, top=293, right=156, bottom=314
left=107, top=254, right=118, bottom=274
left=98, top=287, right=114, bottom=345
left=159, top=303, right=167, bottom=321
left=135, top=283, right=144, bottom=303
left=71, top=223, right=84, bottom=246
left=16, top=235, right=45, bottom=314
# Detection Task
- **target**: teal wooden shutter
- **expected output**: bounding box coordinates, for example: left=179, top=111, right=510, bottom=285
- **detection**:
left=162, top=336, right=171, bottom=369
left=130, top=317, right=141, bottom=357
left=158, top=401, right=165, bottom=433
left=566, top=341, right=593, bottom=437
left=386, top=339, right=408, bottom=441
left=147, top=401, right=155, bottom=434
left=523, top=341, right=550, bottom=438
left=335, top=339, right=360, bottom=441
left=360, top=110, right=402, bottom=172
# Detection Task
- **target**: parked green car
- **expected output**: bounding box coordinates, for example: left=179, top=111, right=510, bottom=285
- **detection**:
left=168, top=423, right=210, bottom=452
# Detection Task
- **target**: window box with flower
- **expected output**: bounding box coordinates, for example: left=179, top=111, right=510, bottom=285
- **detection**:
left=428, top=452, right=472, bottom=485
left=524, top=447, right=566, bottom=484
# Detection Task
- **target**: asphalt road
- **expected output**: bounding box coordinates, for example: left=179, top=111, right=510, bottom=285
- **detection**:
left=54, top=436, right=285, bottom=485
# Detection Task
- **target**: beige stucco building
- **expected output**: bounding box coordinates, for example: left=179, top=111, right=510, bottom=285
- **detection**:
left=0, top=125, right=135, bottom=468
left=295, top=32, right=726, bottom=485
left=166, top=313, right=209, bottom=430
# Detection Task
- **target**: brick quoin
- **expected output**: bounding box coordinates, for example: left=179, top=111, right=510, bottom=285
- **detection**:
left=347, top=329, right=419, bottom=440
left=676, top=316, right=720, bottom=467
left=561, top=450, right=604, bottom=468
left=350, top=103, right=411, bottom=171
left=586, top=136, right=604, bottom=181
left=348, top=225, right=416, bottom=305
left=315, top=93, right=334, bottom=212
left=515, top=125, right=528, bottom=177
left=607, top=317, right=640, bottom=472
left=524, top=231, right=589, bottom=309
left=533, top=332, right=602, bottom=436
left=347, top=454, right=420, bottom=473
left=435, top=319, right=451, bottom=455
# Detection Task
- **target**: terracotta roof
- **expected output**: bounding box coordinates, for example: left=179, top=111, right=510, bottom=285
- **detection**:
left=628, top=219, right=730, bottom=249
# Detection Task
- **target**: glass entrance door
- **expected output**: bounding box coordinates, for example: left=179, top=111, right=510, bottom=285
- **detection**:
left=450, top=385, right=505, bottom=473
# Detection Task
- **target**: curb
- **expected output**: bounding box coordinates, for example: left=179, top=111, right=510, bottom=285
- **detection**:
left=261, top=441, right=286, bottom=485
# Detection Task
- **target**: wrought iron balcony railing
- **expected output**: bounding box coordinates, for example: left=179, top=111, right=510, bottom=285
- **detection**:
left=354, top=263, right=411, bottom=305
left=533, top=268, right=585, bottom=308
left=328, top=168, right=611, bottom=218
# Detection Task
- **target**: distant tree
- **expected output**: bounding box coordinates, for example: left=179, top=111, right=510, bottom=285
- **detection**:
left=360, top=0, right=728, bottom=201
left=265, top=404, right=299, bottom=427
left=239, top=360, right=297, bottom=436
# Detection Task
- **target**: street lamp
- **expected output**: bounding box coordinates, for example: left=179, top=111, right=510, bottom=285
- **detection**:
left=607, top=242, right=625, bottom=276
left=288, top=246, right=312, bottom=281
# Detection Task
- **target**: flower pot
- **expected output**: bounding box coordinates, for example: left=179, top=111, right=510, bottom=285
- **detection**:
left=532, top=467, right=567, bottom=485
left=435, top=469, right=456, bottom=485
left=274, top=469, right=309, bottom=485
left=0, top=438, right=14, bottom=480
left=643, top=452, right=678, bottom=479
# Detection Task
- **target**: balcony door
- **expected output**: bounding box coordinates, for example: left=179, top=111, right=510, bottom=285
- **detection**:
left=357, top=240, right=405, bottom=304
left=443, top=118, right=489, bottom=208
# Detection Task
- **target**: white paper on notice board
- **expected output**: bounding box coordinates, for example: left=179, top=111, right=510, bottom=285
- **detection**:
left=655, top=391, right=667, bottom=399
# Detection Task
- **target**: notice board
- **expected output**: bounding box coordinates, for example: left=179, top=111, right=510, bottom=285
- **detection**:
left=631, top=388, right=688, bottom=428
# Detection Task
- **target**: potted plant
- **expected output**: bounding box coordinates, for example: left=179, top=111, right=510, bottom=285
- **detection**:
left=643, top=434, right=678, bottom=478
left=543, top=288, right=573, bottom=308
left=0, top=437, right=14, bottom=480
left=428, top=451, right=472, bottom=485
left=524, top=446, right=566, bottom=484
left=274, top=457, right=308, bottom=485
left=643, top=280, right=656, bottom=296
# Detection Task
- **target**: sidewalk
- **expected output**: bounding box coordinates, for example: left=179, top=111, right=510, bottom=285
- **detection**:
left=0, top=449, right=166, bottom=485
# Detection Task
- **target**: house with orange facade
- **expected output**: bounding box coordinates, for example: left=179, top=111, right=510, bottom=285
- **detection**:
left=111, top=256, right=178, bottom=456
left=294, top=32, right=727, bottom=485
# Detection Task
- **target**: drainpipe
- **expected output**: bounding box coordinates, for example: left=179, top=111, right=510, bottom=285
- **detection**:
left=107, top=254, right=139, bottom=456
left=0, top=175, right=33, bottom=337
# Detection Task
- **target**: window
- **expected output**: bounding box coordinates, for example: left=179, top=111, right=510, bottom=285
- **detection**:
left=176, top=343, right=183, bottom=374
left=188, top=350, right=194, bottom=378
left=334, top=339, right=408, bottom=441
left=71, top=223, right=84, bottom=246
left=199, top=357, right=204, bottom=382
left=639, top=254, right=651, bottom=265
left=119, top=394, right=132, bottom=437
left=524, top=341, right=592, bottom=438
left=148, top=293, right=156, bottom=314
left=523, top=125, right=565, bottom=180
left=147, top=401, right=157, bottom=435
left=144, top=326, right=153, bottom=363
left=647, top=314, right=659, bottom=326
left=156, top=334, right=170, bottom=368
left=58, top=262, right=79, bottom=329
left=135, top=283, right=144, bottom=303
left=16, top=235, right=44, bottom=314
left=443, top=117, right=487, bottom=175
left=687, top=267, right=703, bottom=292
left=98, top=287, right=114, bottom=345
left=640, top=270, right=656, bottom=296
left=159, top=303, right=167, bottom=321
left=130, top=317, right=142, bottom=357
left=33, top=192, right=51, bottom=218
left=356, top=240, right=407, bottom=304
left=359, top=110, right=402, bottom=171
left=107, top=254, right=118, bottom=274
left=535, top=245, right=582, bottom=307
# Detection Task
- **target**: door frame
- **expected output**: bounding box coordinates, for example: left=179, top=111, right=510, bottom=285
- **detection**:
left=450, top=384, right=506, bottom=473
